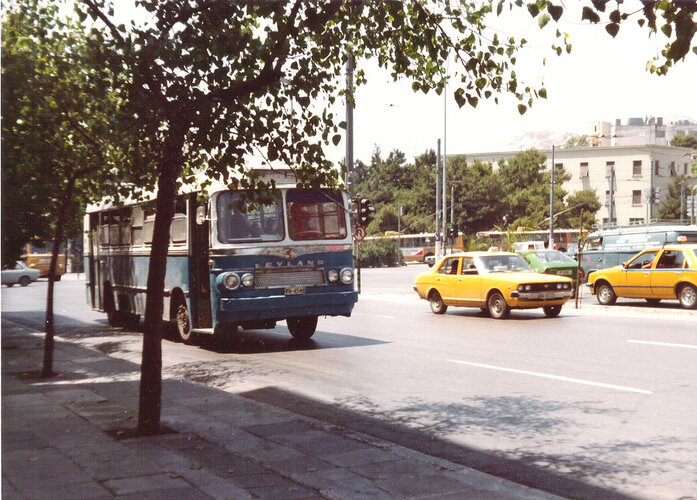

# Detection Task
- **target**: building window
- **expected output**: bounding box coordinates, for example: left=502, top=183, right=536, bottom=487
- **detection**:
left=633, top=160, right=642, bottom=176
left=654, top=160, right=660, bottom=176
left=632, top=190, right=642, bottom=205
left=656, top=130, right=666, bottom=138
left=629, top=218, right=645, bottom=225
left=605, top=189, right=612, bottom=206
left=670, top=161, right=676, bottom=176
left=605, top=161, right=615, bottom=177
left=580, top=162, right=589, bottom=178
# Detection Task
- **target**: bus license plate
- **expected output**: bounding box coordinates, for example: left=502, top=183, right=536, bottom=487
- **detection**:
left=285, top=286, right=306, bottom=296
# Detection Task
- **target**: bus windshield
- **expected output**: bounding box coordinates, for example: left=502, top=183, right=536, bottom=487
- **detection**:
left=217, top=192, right=284, bottom=243
left=287, top=189, right=347, bottom=241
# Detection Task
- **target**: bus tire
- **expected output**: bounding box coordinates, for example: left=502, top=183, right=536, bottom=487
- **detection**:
left=677, top=284, right=697, bottom=310
left=487, top=291, right=510, bottom=319
left=287, top=315, right=317, bottom=339
left=105, top=289, right=123, bottom=327
left=596, top=281, right=617, bottom=306
left=175, top=298, right=195, bottom=344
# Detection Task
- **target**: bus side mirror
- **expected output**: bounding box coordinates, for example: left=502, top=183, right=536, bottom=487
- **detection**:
left=195, top=206, right=208, bottom=225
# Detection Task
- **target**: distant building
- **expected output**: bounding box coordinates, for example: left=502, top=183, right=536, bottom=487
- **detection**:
left=586, top=117, right=697, bottom=147
left=460, top=145, right=695, bottom=227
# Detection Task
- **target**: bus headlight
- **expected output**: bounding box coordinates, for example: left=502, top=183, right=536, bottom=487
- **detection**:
left=222, top=272, right=240, bottom=290
left=241, top=273, right=254, bottom=287
left=340, top=268, right=354, bottom=284
left=327, top=270, right=339, bottom=283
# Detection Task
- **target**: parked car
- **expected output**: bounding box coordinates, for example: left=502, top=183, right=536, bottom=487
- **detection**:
left=586, top=244, right=697, bottom=309
left=2, top=261, right=41, bottom=287
left=519, top=250, right=583, bottom=296
left=414, top=250, right=573, bottom=319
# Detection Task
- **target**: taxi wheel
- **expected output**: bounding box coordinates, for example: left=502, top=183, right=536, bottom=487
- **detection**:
left=487, top=291, right=510, bottom=319
left=596, top=282, right=617, bottom=305
left=543, top=305, right=562, bottom=318
left=677, top=284, right=697, bottom=309
left=429, top=291, right=448, bottom=314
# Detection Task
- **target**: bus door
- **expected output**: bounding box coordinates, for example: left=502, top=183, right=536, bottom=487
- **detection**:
left=88, top=213, right=101, bottom=310
left=191, top=198, right=212, bottom=329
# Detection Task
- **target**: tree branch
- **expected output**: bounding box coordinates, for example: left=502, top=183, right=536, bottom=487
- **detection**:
left=79, top=0, right=127, bottom=46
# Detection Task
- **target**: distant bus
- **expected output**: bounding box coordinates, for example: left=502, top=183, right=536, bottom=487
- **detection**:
left=85, top=170, right=358, bottom=342
left=580, top=224, right=697, bottom=275
left=22, top=242, right=66, bottom=279
left=476, top=229, right=584, bottom=253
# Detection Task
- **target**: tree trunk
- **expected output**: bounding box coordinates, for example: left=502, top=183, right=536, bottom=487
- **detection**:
left=137, top=120, right=187, bottom=435
left=42, top=177, right=75, bottom=378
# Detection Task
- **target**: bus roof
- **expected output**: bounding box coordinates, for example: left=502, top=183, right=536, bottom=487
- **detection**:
left=587, top=224, right=697, bottom=237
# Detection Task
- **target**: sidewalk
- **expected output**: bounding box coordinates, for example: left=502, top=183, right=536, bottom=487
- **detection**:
left=1, top=319, right=565, bottom=500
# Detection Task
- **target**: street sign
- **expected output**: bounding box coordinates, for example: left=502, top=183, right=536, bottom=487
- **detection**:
left=354, top=226, right=366, bottom=241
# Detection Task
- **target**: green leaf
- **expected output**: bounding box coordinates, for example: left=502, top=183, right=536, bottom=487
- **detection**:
left=527, top=3, right=540, bottom=17
left=411, top=81, right=421, bottom=92
left=518, top=104, right=527, bottom=115
left=332, top=134, right=341, bottom=146
left=538, top=14, right=551, bottom=29
left=539, top=88, right=547, bottom=99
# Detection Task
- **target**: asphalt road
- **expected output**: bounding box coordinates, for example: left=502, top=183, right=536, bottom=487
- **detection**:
left=2, top=269, right=696, bottom=499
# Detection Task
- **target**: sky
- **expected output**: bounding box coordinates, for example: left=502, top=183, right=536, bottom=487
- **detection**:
left=108, top=1, right=696, bottom=167
left=341, top=2, right=697, bottom=165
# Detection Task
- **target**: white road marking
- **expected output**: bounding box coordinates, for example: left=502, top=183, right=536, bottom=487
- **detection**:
left=628, top=339, right=697, bottom=350
left=446, top=359, right=653, bottom=395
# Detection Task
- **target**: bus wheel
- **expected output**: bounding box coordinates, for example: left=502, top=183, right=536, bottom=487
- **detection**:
left=678, top=284, right=697, bottom=309
left=487, top=291, right=510, bottom=319
left=175, top=299, right=195, bottom=344
left=543, top=305, right=562, bottom=318
left=287, top=316, right=317, bottom=339
left=105, top=288, right=123, bottom=327
left=596, top=282, right=617, bottom=305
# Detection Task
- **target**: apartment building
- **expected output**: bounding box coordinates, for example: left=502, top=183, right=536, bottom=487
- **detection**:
left=586, top=117, right=697, bottom=147
left=462, top=145, right=695, bottom=227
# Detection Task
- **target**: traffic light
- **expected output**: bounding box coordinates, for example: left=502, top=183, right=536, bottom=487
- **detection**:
left=447, top=225, right=459, bottom=240
left=358, top=198, right=375, bottom=225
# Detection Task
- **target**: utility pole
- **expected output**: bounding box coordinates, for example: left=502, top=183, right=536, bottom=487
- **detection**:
left=442, top=88, right=447, bottom=251
left=345, top=51, right=354, bottom=192
left=608, top=164, right=615, bottom=226
left=549, top=145, right=555, bottom=249
left=681, top=180, right=686, bottom=223
left=436, top=140, right=442, bottom=259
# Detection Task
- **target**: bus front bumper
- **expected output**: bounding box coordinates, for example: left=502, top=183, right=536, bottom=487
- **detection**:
left=218, top=290, right=358, bottom=322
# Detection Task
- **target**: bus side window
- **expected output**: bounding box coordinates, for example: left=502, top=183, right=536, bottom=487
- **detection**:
left=143, top=206, right=156, bottom=245
left=170, top=197, right=187, bottom=245
left=119, top=209, right=132, bottom=246
left=131, top=207, right=144, bottom=246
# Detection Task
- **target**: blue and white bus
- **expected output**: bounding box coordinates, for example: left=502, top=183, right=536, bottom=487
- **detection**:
left=85, top=170, right=358, bottom=342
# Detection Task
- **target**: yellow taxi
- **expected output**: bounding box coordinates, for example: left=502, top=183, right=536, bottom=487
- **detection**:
left=586, top=244, right=697, bottom=309
left=414, top=250, right=574, bottom=319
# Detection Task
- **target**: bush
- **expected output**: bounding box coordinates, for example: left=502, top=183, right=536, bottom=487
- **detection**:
left=357, top=238, right=405, bottom=267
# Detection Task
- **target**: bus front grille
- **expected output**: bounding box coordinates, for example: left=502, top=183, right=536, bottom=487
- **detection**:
left=255, top=269, right=326, bottom=289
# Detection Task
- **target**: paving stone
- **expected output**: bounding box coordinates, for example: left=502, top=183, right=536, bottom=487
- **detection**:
left=115, top=487, right=215, bottom=500
left=102, top=472, right=192, bottom=495
left=295, top=468, right=393, bottom=500
left=2, top=448, right=95, bottom=489
left=322, top=447, right=397, bottom=468
left=15, top=480, right=112, bottom=500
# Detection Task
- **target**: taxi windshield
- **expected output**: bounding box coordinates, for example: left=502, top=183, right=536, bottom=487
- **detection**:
left=478, top=254, right=531, bottom=273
